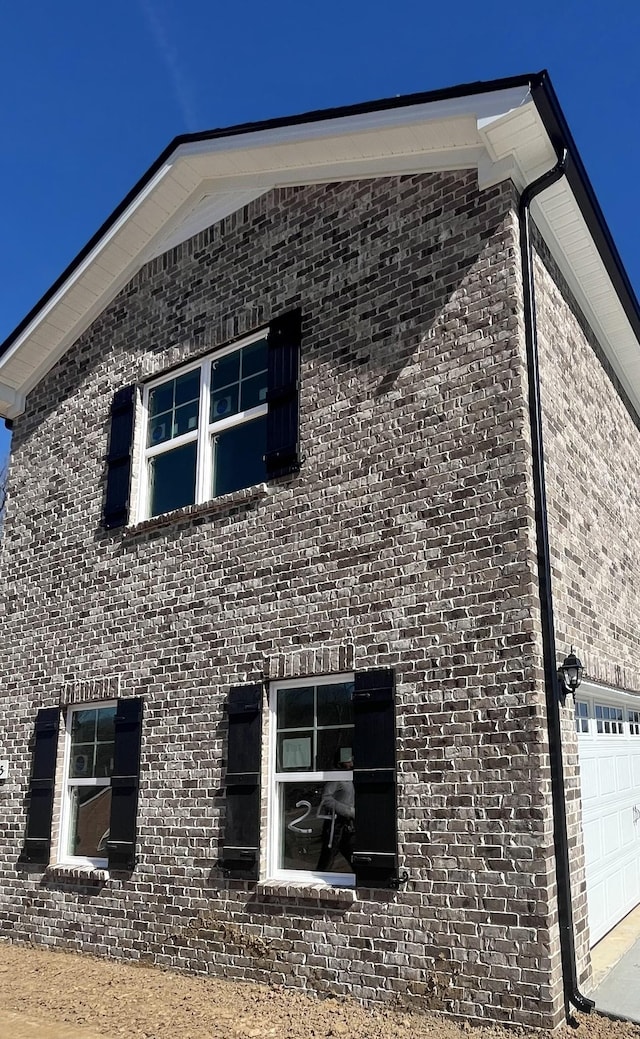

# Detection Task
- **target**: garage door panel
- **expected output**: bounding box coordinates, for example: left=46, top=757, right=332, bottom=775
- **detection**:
left=602, top=810, right=621, bottom=852
left=623, top=861, right=638, bottom=904
left=616, top=756, right=631, bottom=791
left=599, top=756, right=618, bottom=796
left=580, top=757, right=599, bottom=801
left=583, top=817, right=603, bottom=867
left=620, top=808, right=636, bottom=847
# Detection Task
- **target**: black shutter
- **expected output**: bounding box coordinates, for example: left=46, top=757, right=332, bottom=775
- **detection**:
left=352, top=669, right=398, bottom=888
left=20, top=707, right=60, bottom=864
left=103, top=384, right=136, bottom=529
left=107, top=697, right=143, bottom=871
left=220, top=684, right=262, bottom=878
left=265, top=310, right=302, bottom=479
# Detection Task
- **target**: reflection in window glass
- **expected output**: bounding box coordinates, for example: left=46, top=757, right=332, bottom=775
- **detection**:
left=68, top=787, right=112, bottom=859
left=212, top=416, right=267, bottom=497
left=280, top=781, right=353, bottom=874
left=148, top=442, right=197, bottom=517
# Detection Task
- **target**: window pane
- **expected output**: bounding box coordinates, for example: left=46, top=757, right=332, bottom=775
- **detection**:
left=280, top=781, right=354, bottom=875
left=174, top=369, right=200, bottom=407
left=212, top=415, right=267, bottom=497
left=95, top=742, right=115, bottom=777
left=69, top=744, right=96, bottom=779
left=277, top=687, right=314, bottom=729
left=317, top=683, right=354, bottom=726
left=67, top=786, right=112, bottom=859
left=277, top=731, right=313, bottom=772
left=96, top=707, right=116, bottom=741
left=211, top=351, right=240, bottom=391
left=240, top=372, right=268, bottom=411
left=148, top=381, right=174, bottom=418
left=149, top=442, right=197, bottom=517
left=316, top=729, right=354, bottom=771
left=210, top=385, right=239, bottom=423
left=147, top=411, right=173, bottom=448
left=173, top=400, right=199, bottom=437
left=71, top=710, right=96, bottom=746
left=242, top=338, right=268, bottom=379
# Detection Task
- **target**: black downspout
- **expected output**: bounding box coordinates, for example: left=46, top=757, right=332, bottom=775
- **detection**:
left=518, top=153, right=595, bottom=1019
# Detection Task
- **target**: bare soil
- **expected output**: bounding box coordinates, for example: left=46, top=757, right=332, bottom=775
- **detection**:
left=0, top=943, right=638, bottom=1039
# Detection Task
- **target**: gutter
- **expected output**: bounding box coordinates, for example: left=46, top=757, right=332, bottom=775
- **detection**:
left=518, top=154, right=595, bottom=1018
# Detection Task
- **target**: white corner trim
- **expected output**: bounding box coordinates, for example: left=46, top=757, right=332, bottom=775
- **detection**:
left=0, top=382, right=26, bottom=419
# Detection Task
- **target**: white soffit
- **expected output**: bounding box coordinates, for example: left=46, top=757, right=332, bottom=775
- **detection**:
left=532, top=183, right=640, bottom=410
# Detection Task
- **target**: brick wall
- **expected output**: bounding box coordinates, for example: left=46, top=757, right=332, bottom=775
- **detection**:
left=0, top=172, right=563, bottom=1026
left=534, top=231, right=640, bottom=989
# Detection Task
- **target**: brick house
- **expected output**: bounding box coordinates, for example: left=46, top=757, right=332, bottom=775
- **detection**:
left=1, top=70, right=640, bottom=1028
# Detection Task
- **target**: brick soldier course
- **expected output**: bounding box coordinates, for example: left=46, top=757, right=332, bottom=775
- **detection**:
left=0, top=74, right=639, bottom=1028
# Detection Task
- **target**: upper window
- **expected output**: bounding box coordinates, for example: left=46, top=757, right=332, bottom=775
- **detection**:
left=60, top=703, right=116, bottom=866
left=141, top=332, right=269, bottom=519
left=629, top=710, right=640, bottom=736
left=268, top=676, right=356, bottom=885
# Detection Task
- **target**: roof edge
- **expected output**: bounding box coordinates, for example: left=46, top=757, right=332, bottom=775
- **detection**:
left=532, top=71, right=640, bottom=345
left=0, top=71, right=543, bottom=359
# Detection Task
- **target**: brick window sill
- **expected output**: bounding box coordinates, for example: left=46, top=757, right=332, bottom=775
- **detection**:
left=46, top=863, right=110, bottom=883
left=255, top=880, right=357, bottom=906
left=123, top=483, right=270, bottom=537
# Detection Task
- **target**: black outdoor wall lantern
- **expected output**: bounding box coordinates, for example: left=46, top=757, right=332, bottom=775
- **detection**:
left=558, top=647, right=584, bottom=704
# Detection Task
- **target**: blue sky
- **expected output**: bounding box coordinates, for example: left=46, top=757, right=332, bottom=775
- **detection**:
left=2, top=0, right=639, bottom=464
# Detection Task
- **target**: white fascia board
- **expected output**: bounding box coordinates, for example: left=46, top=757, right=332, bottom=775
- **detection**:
left=0, top=161, right=181, bottom=370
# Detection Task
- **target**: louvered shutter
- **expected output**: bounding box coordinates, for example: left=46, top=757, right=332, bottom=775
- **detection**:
left=220, top=684, right=262, bottom=878
left=352, top=669, right=398, bottom=888
left=107, top=697, right=143, bottom=871
left=103, top=384, right=136, bottom=529
left=265, top=310, right=302, bottom=479
left=20, top=707, right=60, bottom=864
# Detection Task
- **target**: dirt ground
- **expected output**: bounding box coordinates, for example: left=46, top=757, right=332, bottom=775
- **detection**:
left=0, top=943, right=639, bottom=1039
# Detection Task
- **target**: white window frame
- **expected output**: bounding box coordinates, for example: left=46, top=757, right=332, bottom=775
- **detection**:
left=629, top=709, right=640, bottom=736
left=137, top=329, right=269, bottom=521
left=58, top=700, right=117, bottom=869
left=267, top=674, right=356, bottom=887
left=575, top=700, right=589, bottom=734
left=595, top=703, right=624, bottom=735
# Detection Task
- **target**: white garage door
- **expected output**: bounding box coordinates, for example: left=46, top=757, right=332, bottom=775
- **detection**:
left=577, top=682, right=640, bottom=946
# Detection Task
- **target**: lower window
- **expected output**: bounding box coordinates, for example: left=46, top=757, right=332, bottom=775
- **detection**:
left=60, top=703, right=116, bottom=866
left=269, top=675, right=356, bottom=884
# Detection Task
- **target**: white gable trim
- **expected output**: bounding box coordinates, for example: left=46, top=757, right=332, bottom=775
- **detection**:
left=1, top=83, right=639, bottom=423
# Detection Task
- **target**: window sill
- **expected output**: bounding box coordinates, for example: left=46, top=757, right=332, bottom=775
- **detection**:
left=46, top=863, right=109, bottom=883
left=124, top=483, right=270, bottom=537
left=255, top=880, right=357, bottom=906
